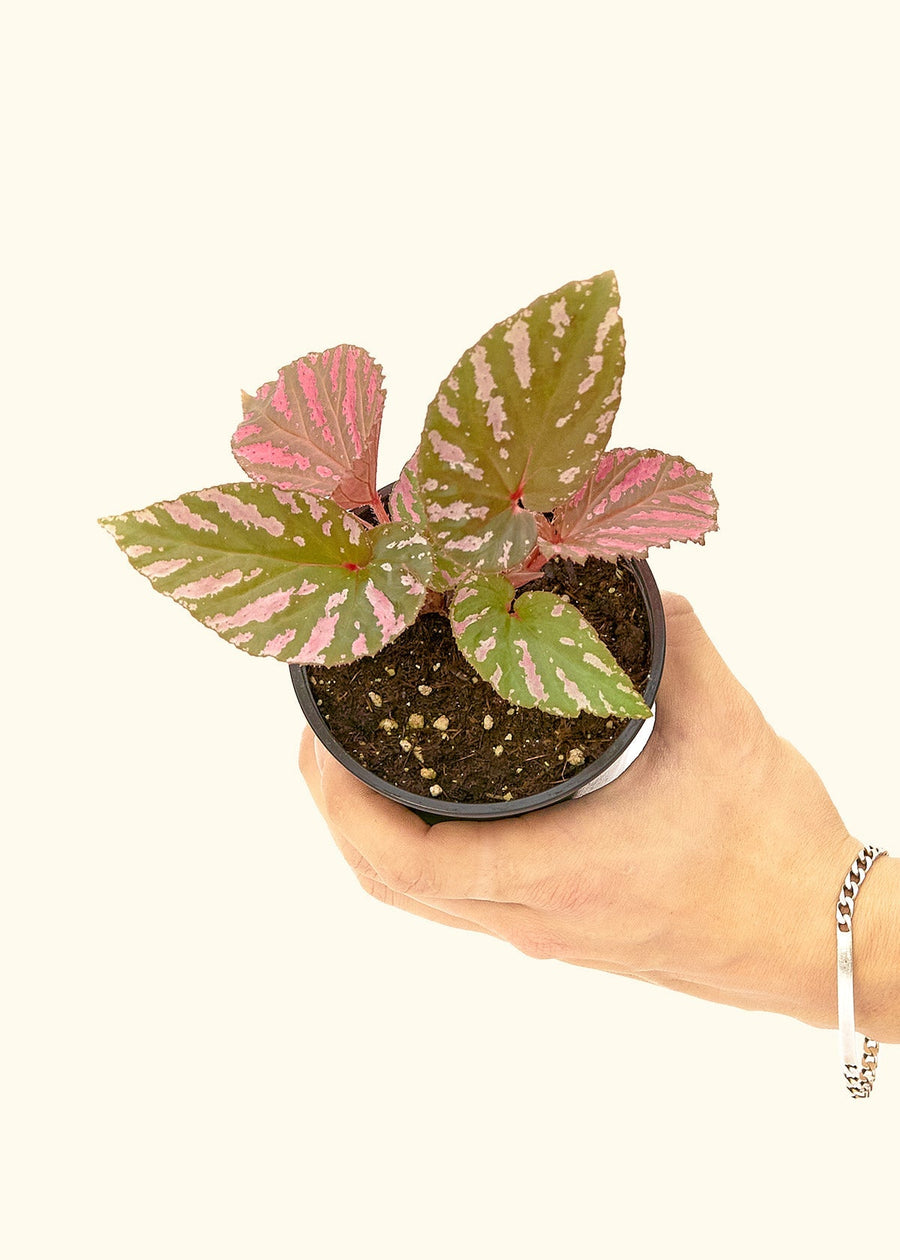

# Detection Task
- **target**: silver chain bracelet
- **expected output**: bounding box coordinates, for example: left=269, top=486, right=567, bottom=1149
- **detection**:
left=836, top=844, right=889, bottom=1099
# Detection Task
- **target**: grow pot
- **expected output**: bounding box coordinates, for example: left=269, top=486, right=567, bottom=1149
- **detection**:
left=291, top=554, right=665, bottom=824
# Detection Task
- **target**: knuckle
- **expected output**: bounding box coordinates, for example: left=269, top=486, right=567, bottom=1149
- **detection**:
left=382, top=857, right=435, bottom=899
left=509, top=926, right=569, bottom=961
left=543, top=875, right=590, bottom=915
left=323, top=786, right=367, bottom=842
left=513, top=937, right=558, bottom=961
left=427, top=820, right=464, bottom=846
left=358, top=875, right=398, bottom=908
left=343, top=845, right=379, bottom=881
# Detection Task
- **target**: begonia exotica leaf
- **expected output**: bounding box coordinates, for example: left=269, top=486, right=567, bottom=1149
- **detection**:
left=418, top=272, right=625, bottom=575
left=232, top=345, right=386, bottom=512
left=388, top=450, right=424, bottom=525
left=541, top=448, right=719, bottom=562
left=100, top=485, right=432, bottom=664
left=389, top=450, right=474, bottom=592
left=449, top=576, right=651, bottom=719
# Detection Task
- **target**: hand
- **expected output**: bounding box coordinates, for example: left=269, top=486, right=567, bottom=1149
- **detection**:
left=299, top=593, right=898, bottom=1039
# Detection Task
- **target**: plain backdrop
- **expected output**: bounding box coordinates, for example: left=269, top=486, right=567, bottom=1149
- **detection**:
left=3, top=2, right=898, bottom=1257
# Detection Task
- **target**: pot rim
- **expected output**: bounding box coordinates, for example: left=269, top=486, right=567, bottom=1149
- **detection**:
left=290, top=555, right=666, bottom=821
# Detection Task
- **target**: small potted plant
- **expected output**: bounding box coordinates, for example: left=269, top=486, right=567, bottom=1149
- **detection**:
left=100, top=272, right=718, bottom=818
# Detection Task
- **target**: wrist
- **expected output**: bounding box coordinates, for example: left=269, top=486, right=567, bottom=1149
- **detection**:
left=849, top=853, right=900, bottom=1044
left=788, top=841, right=899, bottom=1043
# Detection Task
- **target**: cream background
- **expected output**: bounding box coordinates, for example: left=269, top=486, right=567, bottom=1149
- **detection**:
left=3, top=2, right=898, bottom=1256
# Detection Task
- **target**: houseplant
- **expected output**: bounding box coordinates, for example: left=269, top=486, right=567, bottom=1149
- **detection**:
left=100, top=272, right=718, bottom=817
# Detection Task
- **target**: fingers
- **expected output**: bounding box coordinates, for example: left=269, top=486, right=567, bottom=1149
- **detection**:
left=310, top=733, right=562, bottom=906
left=298, top=724, right=323, bottom=805
left=300, top=726, right=500, bottom=938
left=295, top=596, right=715, bottom=914
left=301, top=730, right=589, bottom=952
left=300, top=725, right=381, bottom=881
left=353, top=872, right=501, bottom=939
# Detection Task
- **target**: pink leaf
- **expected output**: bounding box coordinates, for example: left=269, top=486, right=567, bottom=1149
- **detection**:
left=232, top=345, right=385, bottom=512
left=541, top=448, right=718, bottom=562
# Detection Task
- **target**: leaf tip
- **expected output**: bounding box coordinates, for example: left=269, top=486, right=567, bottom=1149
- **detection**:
left=98, top=515, right=123, bottom=542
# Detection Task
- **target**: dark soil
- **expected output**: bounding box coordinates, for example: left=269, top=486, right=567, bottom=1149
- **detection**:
left=307, top=557, right=652, bottom=804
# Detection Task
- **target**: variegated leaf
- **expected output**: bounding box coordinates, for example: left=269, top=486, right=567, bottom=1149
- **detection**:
left=449, top=576, right=651, bottom=719
left=99, top=484, right=432, bottom=664
left=540, top=448, right=719, bottom=563
left=388, top=450, right=424, bottom=525
left=418, top=272, right=625, bottom=574
left=232, top=345, right=385, bottom=511
left=389, top=450, right=479, bottom=593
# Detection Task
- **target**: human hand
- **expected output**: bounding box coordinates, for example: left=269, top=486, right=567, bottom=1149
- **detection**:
left=299, top=593, right=899, bottom=1039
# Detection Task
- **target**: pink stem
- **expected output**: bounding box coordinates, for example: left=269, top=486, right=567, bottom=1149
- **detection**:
left=521, top=545, right=548, bottom=572
left=370, top=494, right=391, bottom=524
left=507, top=545, right=550, bottom=588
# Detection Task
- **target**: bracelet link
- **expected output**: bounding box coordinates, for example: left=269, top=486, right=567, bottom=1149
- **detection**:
left=835, top=845, right=888, bottom=1100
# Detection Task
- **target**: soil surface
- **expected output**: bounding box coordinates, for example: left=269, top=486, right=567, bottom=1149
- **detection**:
left=307, top=557, right=652, bottom=804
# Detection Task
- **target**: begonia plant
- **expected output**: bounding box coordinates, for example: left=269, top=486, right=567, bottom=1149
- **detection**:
left=101, top=272, right=718, bottom=720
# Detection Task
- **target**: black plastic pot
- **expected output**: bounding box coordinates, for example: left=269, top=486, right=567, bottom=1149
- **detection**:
left=290, top=554, right=666, bottom=823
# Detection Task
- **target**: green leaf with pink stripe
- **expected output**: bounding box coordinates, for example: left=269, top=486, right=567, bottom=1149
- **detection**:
left=389, top=450, right=476, bottom=593
left=418, top=272, right=625, bottom=575
left=541, top=448, right=719, bottom=562
left=99, top=484, right=432, bottom=664
left=388, top=450, right=424, bottom=525
left=449, top=576, right=651, bottom=719
left=232, top=345, right=385, bottom=512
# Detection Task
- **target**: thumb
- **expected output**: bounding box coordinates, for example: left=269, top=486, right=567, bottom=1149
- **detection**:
left=655, top=591, right=762, bottom=745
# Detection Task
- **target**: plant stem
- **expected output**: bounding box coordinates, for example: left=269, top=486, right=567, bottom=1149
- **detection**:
left=523, top=545, right=547, bottom=572
left=508, top=545, right=549, bottom=587
left=419, top=588, right=446, bottom=617
left=370, top=494, right=391, bottom=524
